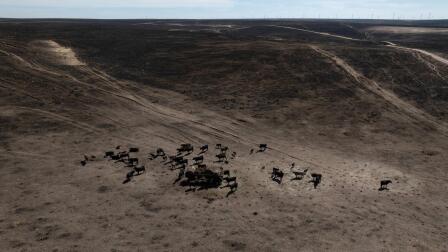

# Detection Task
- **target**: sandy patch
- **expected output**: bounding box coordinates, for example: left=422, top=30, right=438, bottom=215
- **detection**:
left=366, top=26, right=448, bottom=34
left=29, top=40, right=84, bottom=66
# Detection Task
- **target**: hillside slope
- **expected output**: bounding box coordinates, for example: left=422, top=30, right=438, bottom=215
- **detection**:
left=0, top=21, right=447, bottom=251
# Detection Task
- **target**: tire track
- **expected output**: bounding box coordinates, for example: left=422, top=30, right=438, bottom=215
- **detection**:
left=310, top=45, right=448, bottom=136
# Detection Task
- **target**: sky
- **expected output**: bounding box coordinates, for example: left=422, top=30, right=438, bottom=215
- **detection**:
left=0, top=0, right=447, bottom=19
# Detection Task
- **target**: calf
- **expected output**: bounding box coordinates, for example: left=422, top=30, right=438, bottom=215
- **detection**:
left=379, top=180, right=392, bottom=191
left=259, top=144, right=268, bottom=152
left=291, top=168, right=308, bottom=180
left=215, top=144, right=222, bottom=150
left=310, top=173, right=322, bottom=189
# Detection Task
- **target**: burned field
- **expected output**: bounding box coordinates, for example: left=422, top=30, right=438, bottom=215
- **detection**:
left=0, top=19, right=448, bottom=251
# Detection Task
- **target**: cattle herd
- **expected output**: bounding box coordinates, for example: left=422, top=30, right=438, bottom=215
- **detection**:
left=81, top=143, right=393, bottom=196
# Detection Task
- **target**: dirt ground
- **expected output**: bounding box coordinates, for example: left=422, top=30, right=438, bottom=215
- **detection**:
left=0, top=20, right=447, bottom=251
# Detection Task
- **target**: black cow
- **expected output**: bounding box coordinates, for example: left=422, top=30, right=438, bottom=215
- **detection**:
left=379, top=180, right=392, bottom=191
left=129, top=147, right=139, bottom=153
left=197, top=164, right=207, bottom=171
left=216, top=153, right=227, bottom=162
left=123, top=170, right=135, bottom=184
left=259, top=144, right=268, bottom=152
left=310, top=173, right=322, bottom=188
left=127, top=158, right=139, bottom=166
left=134, top=165, right=145, bottom=175
left=271, top=168, right=284, bottom=184
left=193, top=155, right=204, bottom=164
left=118, top=151, right=129, bottom=159
left=104, top=151, right=114, bottom=158
left=200, top=145, right=209, bottom=153
left=156, top=148, right=165, bottom=156
left=176, top=159, right=188, bottom=167
left=223, top=176, right=237, bottom=184
left=220, top=146, right=229, bottom=154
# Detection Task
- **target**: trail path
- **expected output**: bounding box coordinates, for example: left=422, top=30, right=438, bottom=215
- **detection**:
left=310, top=45, right=448, bottom=135
left=268, top=25, right=363, bottom=41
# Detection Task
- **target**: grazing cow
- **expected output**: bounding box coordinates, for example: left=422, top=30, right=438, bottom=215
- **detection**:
left=193, top=155, right=204, bottom=164
left=104, top=151, right=114, bottom=158
left=216, top=153, right=227, bottom=162
left=291, top=168, right=308, bottom=180
left=129, top=147, right=139, bottom=153
left=231, top=152, right=237, bottom=159
left=310, top=173, right=322, bottom=189
left=271, top=168, right=284, bottom=184
left=116, top=145, right=121, bottom=150
left=200, top=145, right=209, bottom=153
left=291, top=163, right=295, bottom=169
left=379, top=180, right=392, bottom=191
left=259, top=144, right=268, bottom=152
left=134, top=165, right=145, bottom=175
left=250, top=149, right=254, bottom=155
left=216, top=144, right=222, bottom=150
